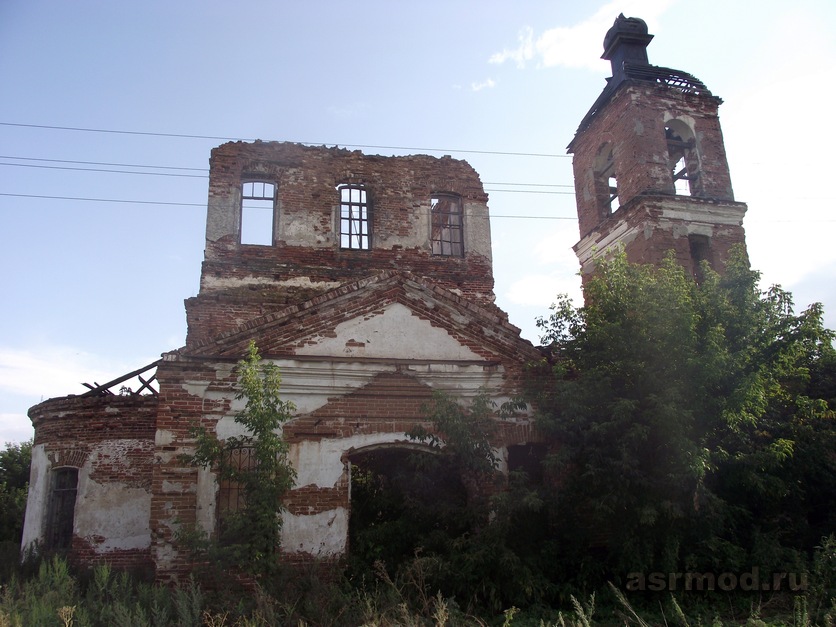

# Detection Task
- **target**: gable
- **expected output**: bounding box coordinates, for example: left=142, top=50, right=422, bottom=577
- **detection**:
left=295, top=302, right=481, bottom=361
left=185, top=271, right=540, bottom=365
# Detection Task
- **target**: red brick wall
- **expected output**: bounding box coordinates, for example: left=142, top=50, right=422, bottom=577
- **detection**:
left=149, top=358, right=232, bottom=581
left=187, top=142, right=496, bottom=348
left=570, top=80, right=746, bottom=277
left=31, top=395, right=157, bottom=447
left=572, top=82, right=736, bottom=240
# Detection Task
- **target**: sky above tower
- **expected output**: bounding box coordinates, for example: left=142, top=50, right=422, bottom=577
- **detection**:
left=1, top=0, right=835, bottom=443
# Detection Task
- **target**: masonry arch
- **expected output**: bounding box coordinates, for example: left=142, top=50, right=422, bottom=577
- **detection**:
left=345, top=442, right=470, bottom=576
left=665, top=118, right=703, bottom=196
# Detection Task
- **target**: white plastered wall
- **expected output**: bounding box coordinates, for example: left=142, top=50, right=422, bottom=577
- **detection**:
left=184, top=300, right=524, bottom=557
left=20, top=444, right=49, bottom=553
left=21, top=441, right=152, bottom=556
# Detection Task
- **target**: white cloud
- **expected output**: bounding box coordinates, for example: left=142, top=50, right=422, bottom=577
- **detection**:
left=0, top=345, right=160, bottom=444
left=0, top=346, right=124, bottom=399
left=327, top=101, right=369, bottom=119
left=506, top=273, right=582, bottom=308
left=470, top=78, right=496, bottom=92
left=490, top=0, right=674, bottom=71
left=0, top=346, right=159, bottom=406
left=0, top=414, right=34, bottom=445
left=489, top=27, right=535, bottom=68
left=531, top=228, right=578, bottom=265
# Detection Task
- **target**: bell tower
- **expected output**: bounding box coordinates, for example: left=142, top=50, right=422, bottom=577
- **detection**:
left=568, top=15, right=747, bottom=281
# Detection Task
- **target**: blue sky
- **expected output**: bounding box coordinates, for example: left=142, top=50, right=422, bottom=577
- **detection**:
left=2, top=0, right=835, bottom=443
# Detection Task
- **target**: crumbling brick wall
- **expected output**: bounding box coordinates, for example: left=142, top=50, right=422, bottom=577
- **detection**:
left=24, top=395, right=157, bottom=571
left=186, top=142, right=496, bottom=347
left=570, top=82, right=747, bottom=279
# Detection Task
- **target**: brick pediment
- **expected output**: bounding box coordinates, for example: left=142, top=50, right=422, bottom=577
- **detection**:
left=284, top=371, right=436, bottom=443
left=185, top=271, right=538, bottom=364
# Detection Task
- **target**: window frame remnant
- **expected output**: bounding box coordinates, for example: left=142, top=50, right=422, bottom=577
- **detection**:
left=431, top=193, right=464, bottom=257
left=338, top=184, right=371, bottom=250
left=240, top=180, right=276, bottom=246
left=216, top=446, right=256, bottom=539
left=594, top=145, right=619, bottom=216
left=45, top=467, right=78, bottom=551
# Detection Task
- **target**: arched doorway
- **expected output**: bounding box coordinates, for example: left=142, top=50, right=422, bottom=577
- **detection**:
left=346, top=444, right=470, bottom=576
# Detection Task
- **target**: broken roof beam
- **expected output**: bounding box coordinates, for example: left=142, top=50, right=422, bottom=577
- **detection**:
left=80, top=360, right=161, bottom=397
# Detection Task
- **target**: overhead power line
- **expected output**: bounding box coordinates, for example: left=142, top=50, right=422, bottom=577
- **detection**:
left=0, top=162, right=208, bottom=178
left=4, top=193, right=833, bottom=221
left=0, top=192, right=576, bottom=218
left=487, top=189, right=575, bottom=195
left=0, top=122, right=572, bottom=158
left=0, top=157, right=576, bottom=191
left=1, top=154, right=577, bottom=186
left=0, top=193, right=204, bottom=208
left=0, top=155, right=206, bottom=171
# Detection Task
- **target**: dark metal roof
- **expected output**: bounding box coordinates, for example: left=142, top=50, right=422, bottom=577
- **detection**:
left=568, top=63, right=715, bottom=149
left=621, top=62, right=710, bottom=94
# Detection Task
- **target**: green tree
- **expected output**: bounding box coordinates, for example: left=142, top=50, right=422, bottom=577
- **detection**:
left=185, top=341, right=296, bottom=577
left=0, top=439, right=32, bottom=544
left=527, top=250, right=836, bottom=586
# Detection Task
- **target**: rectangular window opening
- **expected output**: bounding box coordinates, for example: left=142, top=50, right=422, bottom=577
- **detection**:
left=339, top=185, right=370, bottom=250
left=241, top=181, right=276, bottom=246
left=431, top=194, right=464, bottom=256
left=689, top=234, right=711, bottom=283
left=216, top=447, right=256, bottom=541
left=46, top=467, right=78, bottom=551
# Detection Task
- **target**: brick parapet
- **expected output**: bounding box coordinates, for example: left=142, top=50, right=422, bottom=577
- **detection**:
left=29, top=395, right=158, bottom=447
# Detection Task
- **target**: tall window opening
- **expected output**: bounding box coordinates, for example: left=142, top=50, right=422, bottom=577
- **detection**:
left=665, top=121, right=701, bottom=196
left=216, top=447, right=255, bottom=541
left=431, top=194, right=464, bottom=256
left=241, top=181, right=276, bottom=246
left=46, top=467, right=78, bottom=551
left=689, top=234, right=711, bottom=283
left=606, top=166, right=620, bottom=211
left=594, top=145, right=619, bottom=217
left=338, top=184, right=370, bottom=250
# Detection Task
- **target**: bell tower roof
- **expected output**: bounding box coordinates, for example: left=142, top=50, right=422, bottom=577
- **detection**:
left=601, top=14, right=653, bottom=82
left=566, top=15, right=747, bottom=285
left=569, top=15, right=714, bottom=143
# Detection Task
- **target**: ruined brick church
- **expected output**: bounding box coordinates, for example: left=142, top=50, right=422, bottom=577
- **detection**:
left=22, top=16, right=747, bottom=579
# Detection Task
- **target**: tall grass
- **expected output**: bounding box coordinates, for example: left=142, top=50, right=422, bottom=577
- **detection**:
left=0, top=554, right=833, bottom=626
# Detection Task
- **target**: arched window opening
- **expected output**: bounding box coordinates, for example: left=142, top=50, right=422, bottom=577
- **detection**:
left=665, top=121, right=701, bottom=196
left=594, top=145, right=619, bottom=217
left=338, top=184, right=371, bottom=250
left=431, top=194, right=464, bottom=257
left=45, top=467, right=78, bottom=551
left=241, top=180, right=276, bottom=245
